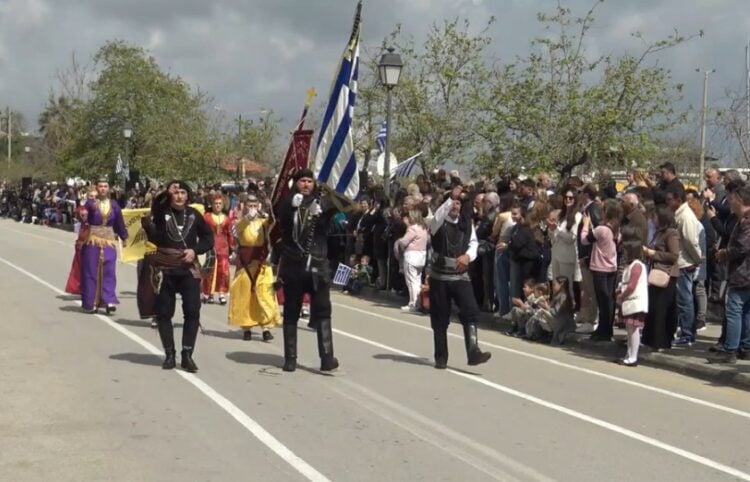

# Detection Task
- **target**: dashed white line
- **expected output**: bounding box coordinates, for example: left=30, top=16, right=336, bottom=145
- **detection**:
left=333, top=302, right=750, bottom=420
left=0, top=254, right=330, bottom=482
left=331, top=328, right=750, bottom=481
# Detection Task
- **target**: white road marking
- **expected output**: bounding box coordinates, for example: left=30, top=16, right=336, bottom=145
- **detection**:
left=334, top=302, right=750, bottom=420
left=0, top=254, right=330, bottom=482
left=3, top=224, right=73, bottom=247
left=331, top=328, right=750, bottom=481
left=331, top=378, right=557, bottom=482
left=4, top=221, right=749, bottom=479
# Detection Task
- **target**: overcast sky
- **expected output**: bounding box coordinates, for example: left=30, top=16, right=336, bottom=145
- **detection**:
left=1, top=0, right=749, bottom=158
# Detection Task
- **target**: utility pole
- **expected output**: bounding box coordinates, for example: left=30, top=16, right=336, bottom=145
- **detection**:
left=237, top=113, right=244, bottom=180
left=746, top=41, right=749, bottom=158
left=6, top=107, right=11, bottom=167
left=697, top=68, right=714, bottom=189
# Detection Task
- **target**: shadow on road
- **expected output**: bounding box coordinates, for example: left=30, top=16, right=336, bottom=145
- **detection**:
left=201, top=329, right=242, bottom=340
left=59, top=305, right=90, bottom=314
left=114, top=318, right=182, bottom=329
left=226, top=351, right=284, bottom=367
left=55, top=295, right=79, bottom=302
left=372, top=353, right=485, bottom=376
left=109, top=352, right=163, bottom=366
left=373, top=353, right=432, bottom=367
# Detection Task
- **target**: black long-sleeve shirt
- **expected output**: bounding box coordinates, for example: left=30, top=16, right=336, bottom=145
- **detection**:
left=145, top=205, right=214, bottom=255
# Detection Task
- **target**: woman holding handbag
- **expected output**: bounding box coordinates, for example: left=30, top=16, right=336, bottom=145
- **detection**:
left=642, top=205, right=681, bottom=351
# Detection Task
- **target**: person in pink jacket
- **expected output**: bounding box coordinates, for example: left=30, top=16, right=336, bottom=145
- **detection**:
left=581, top=200, right=622, bottom=342
left=395, top=209, right=430, bottom=312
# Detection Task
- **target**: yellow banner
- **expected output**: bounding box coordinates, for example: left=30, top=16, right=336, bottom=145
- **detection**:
left=120, top=204, right=205, bottom=262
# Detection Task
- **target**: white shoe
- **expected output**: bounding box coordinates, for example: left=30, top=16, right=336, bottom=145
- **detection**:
left=576, top=322, right=596, bottom=334
left=401, top=305, right=417, bottom=313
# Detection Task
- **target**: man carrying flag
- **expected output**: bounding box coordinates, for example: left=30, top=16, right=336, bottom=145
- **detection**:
left=276, top=170, right=340, bottom=372
left=276, top=1, right=363, bottom=373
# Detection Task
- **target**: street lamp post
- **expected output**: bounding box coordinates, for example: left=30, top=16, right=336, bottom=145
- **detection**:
left=378, top=47, right=403, bottom=199
left=6, top=107, right=11, bottom=167
left=123, top=122, right=133, bottom=184
left=697, top=68, right=715, bottom=189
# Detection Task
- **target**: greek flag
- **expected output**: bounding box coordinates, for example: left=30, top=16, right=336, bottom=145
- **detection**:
left=376, top=121, right=387, bottom=153
left=332, top=263, right=353, bottom=286
left=115, top=154, right=129, bottom=183
left=313, top=1, right=362, bottom=200
left=390, top=152, right=423, bottom=179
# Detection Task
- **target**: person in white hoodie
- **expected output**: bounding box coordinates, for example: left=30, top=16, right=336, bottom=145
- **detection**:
left=550, top=189, right=582, bottom=299
left=665, top=185, right=702, bottom=347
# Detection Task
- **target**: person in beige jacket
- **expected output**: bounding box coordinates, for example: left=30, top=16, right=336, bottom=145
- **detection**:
left=666, top=185, right=702, bottom=347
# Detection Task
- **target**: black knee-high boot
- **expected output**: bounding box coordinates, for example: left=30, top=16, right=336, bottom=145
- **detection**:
left=316, top=318, right=339, bottom=371
left=283, top=324, right=298, bottom=372
left=157, top=320, right=176, bottom=370
left=180, top=348, right=198, bottom=373
left=463, top=324, right=491, bottom=366
left=433, top=328, right=448, bottom=369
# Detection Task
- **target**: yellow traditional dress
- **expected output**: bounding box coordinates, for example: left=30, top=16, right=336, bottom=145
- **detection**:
left=228, top=216, right=280, bottom=329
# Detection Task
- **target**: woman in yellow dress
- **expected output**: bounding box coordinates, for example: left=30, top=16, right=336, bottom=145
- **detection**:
left=228, top=195, right=279, bottom=341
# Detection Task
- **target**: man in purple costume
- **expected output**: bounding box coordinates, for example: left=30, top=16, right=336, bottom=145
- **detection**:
left=80, top=177, right=128, bottom=314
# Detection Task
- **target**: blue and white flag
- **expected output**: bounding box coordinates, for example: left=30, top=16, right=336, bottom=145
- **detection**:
left=332, top=263, right=353, bottom=286
left=115, top=153, right=129, bottom=183
left=313, top=1, right=362, bottom=200
left=376, top=121, right=387, bottom=153
left=390, top=151, right=423, bottom=179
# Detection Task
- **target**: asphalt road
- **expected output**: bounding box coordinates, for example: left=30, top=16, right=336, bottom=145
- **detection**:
left=1, top=218, right=749, bottom=482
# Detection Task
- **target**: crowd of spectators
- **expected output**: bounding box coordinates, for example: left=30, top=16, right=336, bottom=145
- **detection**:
left=3, top=162, right=748, bottom=366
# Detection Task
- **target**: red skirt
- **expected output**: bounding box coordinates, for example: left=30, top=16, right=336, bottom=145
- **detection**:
left=64, top=247, right=82, bottom=295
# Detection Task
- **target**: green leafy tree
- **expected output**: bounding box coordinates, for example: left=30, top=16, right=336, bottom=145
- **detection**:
left=474, top=1, right=700, bottom=178
left=372, top=18, right=493, bottom=175
left=239, top=110, right=282, bottom=172
left=61, top=41, right=221, bottom=181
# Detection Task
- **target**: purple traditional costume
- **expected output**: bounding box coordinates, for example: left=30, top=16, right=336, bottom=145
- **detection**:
left=80, top=198, right=128, bottom=312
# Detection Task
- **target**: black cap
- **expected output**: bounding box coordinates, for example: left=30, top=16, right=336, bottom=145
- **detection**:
left=293, top=168, right=315, bottom=182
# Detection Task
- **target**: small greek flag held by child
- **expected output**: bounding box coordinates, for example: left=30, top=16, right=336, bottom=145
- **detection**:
left=333, top=263, right=353, bottom=286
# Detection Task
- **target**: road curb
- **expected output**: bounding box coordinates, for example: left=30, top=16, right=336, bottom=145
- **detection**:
left=353, top=286, right=750, bottom=391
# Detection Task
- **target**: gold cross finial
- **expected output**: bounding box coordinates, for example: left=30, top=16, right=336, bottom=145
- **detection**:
left=305, top=87, right=317, bottom=107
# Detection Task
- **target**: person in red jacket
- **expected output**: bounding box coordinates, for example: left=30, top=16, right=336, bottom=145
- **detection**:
left=202, top=194, right=234, bottom=304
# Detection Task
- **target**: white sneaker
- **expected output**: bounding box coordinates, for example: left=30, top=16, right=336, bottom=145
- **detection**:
left=401, top=305, right=417, bottom=313
left=576, top=322, right=596, bottom=334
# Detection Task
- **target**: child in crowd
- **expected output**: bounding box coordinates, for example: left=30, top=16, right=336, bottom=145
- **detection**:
left=615, top=241, right=648, bottom=367
left=346, top=255, right=373, bottom=295
left=527, top=276, right=575, bottom=344
left=522, top=283, right=552, bottom=340
left=503, top=279, right=541, bottom=337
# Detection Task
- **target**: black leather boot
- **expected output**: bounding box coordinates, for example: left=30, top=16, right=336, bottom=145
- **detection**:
left=157, top=320, right=176, bottom=369
left=464, top=324, right=491, bottom=366
left=180, top=349, right=198, bottom=373
left=162, top=349, right=176, bottom=370
left=433, top=328, right=449, bottom=369
left=317, top=318, right=339, bottom=371
left=282, top=324, right=297, bottom=372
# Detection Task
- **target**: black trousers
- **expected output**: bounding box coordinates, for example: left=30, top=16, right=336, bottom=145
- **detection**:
left=428, top=277, right=479, bottom=330
left=156, top=273, right=201, bottom=350
left=643, top=278, right=678, bottom=350
left=592, top=271, right=616, bottom=339
left=282, top=270, right=332, bottom=325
